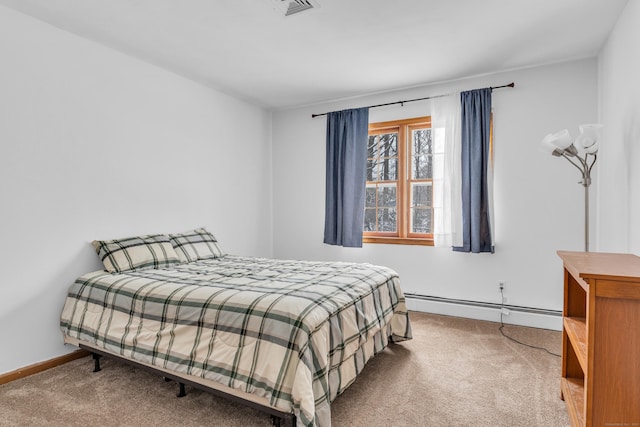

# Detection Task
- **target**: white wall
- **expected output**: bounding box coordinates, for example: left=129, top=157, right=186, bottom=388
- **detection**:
left=0, top=6, right=272, bottom=375
left=272, top=60, right=598, bottom=325
left=597, top=0, right=640, bottom=254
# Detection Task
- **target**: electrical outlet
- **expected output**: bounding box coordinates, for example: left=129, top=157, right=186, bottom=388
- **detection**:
left=498, top=281, right=507, bottom=304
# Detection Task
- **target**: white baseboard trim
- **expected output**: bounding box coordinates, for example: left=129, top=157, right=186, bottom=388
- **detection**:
left=405, top=294, right=563, bottom=331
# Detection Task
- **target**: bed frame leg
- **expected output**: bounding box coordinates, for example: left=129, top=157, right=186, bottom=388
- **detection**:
left=283, top=414, right=295, bottom=427
left=176, top=382, right=186, bottom=398
left=91, top=353, right=102, bottom=372
left=271, top=414, right=294, bottom=427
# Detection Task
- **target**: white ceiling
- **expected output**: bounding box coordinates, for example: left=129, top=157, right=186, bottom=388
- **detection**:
left=0, top=0, right=629, bottom=109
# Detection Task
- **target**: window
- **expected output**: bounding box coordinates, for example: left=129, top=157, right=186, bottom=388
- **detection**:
left=364, top=116, right=437, bottom=245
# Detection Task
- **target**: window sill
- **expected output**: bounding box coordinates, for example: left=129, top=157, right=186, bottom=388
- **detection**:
left=362, top=236, right=434, bottom=246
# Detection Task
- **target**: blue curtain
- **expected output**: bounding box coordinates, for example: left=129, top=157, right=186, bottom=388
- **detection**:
left=454, top=88, right=494, bottom=253
left=324, top=108, right=369, bottom=247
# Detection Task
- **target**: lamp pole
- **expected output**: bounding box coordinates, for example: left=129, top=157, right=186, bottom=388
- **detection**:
left=584, top=184, right=589, bottom=252
left=560, top=151, right=596, bottom=252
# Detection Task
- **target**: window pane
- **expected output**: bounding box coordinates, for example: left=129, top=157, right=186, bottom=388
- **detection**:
left=364, top=208, right=376, bottom=231
left=379, top=133, right=398, bottom=157
left=365, top=186, right=377, bottom=207
left=368, top=133, right=398, bottom=183
left=367, top=158, right=397, bottom=182
left=366, top=159, right=378, bottom=181
left=378, top=208, right=397, bottom=232
left=378, top=184, right=396, bottom=207
left=367, top=135, right=379, bottom=182
left=412, top=183, right=432, bottom=207
left=413, top=129, right=432, bottom=155
left=367, top=135, right=379, bottom=159
left=412, top=154, right=433, bottom=179
left=379, top=158, right=397, bottom=181
left=412, top=208, right=432, bottom=233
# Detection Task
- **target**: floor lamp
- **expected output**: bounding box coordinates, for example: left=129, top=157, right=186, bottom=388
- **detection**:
left=541, top=124, right=603, bottom=252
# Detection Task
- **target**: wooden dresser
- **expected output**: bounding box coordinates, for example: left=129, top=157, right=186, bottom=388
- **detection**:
left=557, top=251, right=640, bottom=427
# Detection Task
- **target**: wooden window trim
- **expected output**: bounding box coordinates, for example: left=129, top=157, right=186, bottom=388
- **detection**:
left=365, top=116, right=434, bottom=246
left=362, top=236, right=434, bottom=246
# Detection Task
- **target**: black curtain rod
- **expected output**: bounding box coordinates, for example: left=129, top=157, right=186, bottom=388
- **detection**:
left=311, top=82, right=515, bottom=118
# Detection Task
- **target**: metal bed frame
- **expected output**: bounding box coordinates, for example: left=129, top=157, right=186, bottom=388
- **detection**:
left=79, top=344, right=296, bottom=427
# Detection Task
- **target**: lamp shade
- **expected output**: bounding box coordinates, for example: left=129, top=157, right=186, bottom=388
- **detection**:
left=542, top=129, right=573, bottom=149
left=575, top=124, right=603, bottom=154
left=540, top=137, right=563, bottom=156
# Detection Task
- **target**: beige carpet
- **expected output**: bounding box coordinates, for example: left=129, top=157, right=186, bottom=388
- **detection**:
left=0, top=312, right=569, bottom=426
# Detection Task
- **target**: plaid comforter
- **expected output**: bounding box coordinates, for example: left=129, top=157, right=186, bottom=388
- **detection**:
left=60, top=255, right=412, bottom=426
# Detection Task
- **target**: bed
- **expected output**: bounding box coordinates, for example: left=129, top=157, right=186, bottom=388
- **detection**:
left=59, top=229, right=412, bottom=427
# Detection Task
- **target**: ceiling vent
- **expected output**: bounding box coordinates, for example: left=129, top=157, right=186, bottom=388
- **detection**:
left=270, top=0, right=319, bottom=16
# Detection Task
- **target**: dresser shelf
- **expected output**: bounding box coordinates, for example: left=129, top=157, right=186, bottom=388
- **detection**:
left=562, top=317, right=587, bottom=372
left=557, top=251, right=640, bottom=427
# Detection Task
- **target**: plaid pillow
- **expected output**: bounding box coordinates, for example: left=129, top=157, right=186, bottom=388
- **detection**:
left=92, top=234, right=181, bottom=273
left=169, top=228, right=225, bottom=263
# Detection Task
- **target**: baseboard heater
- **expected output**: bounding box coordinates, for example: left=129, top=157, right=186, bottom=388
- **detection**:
left=404, top=293, right=562, bottom=317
